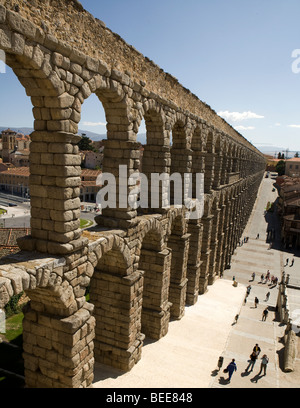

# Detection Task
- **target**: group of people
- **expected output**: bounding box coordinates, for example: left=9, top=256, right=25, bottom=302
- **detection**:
left=243, top=284, right=270, bottom=315
left=245, top=344, right=269, bottom=375
left=250, top=271, right=278, bottom=286
left=224, top=344, right=269, bottom=383
left=239, top=236, right=250, bottom=246
left=285, top=258, right=294, bottom=267
left=221, top=229, right=294, bottom=386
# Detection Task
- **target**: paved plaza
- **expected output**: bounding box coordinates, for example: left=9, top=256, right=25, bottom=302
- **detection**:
left=93, top=176, right=300, bottom=389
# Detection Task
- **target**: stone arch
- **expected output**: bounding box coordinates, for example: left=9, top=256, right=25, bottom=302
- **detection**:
left=137, top=218, right=165, bottom=253
left=227, top=142, right=234, bottom=174
left=0, top=251, right=95, bottom=388
left=76, top=78, right=138, bottom=225
left=142, top=99, right=167, bottom=146
left=220, top=139, right=229, bottom=185
left=191, top=124, right=205, bottom=152
left=1, top=24, right=86, bottom=255
left=212, top=132, right=224, bottom=189
left=169, top=115, right=191, bottom=206
left=216, top=188, right=231, bottom=275
left=138, top=220, right=171, bottom=339
left=88, top=239, right=144, bottom=371
left=207, top=192, right=221, bottom=284
left=203, top=128, right=216, bottom=193
left=170, top=113, right=187, bottom=149
left=166, top=210, right=190, bottom=319
left=137, top=103, right=169, bottom=212
left=205, top=129, right=214, bottom=153
left=232, top=143, right=239, bottom=172
left=191, top=124, right=205, bottom=199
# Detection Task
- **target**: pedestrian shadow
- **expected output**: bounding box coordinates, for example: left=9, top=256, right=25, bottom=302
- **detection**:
left=210, top=369, right=219, bottom=377
left=250, top=373, right=264, bottom=383
left=218, top=376, right=229, bottom=385
left=241, top=370, right=252, bottom=377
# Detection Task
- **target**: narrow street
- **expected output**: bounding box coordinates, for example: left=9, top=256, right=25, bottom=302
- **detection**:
left=211, top=176, right=300, bottom=388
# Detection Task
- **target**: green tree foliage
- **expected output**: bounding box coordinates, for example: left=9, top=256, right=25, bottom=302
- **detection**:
left=4, top=292, right=24, bottom=317
left=276, top=160, right=286, bottom=176
left=77, top=135, right=96, bottom=152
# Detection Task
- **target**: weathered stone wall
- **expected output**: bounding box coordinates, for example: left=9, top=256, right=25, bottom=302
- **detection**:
left=0, top=1, right=266, bottom=388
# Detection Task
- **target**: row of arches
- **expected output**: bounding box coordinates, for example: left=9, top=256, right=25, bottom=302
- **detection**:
left=18, top=175, right=262, bottom=387
left=1, top=21, right=265, bottom=251
left=0, top=5, right=266, bottom=388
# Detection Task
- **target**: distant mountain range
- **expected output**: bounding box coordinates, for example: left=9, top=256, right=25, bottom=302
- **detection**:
left=255, top=144, right=299, bottom=158
left=0, top=126, right=147, bottom=144
left=0, top=126, right=106, bottom=141
left=3, top=127, right=298, bottom=156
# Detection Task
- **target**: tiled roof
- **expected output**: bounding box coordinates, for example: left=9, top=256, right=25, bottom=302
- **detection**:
left=0, top=167, right=30, bottom=176
left=81, top=169, right=102, bottom=177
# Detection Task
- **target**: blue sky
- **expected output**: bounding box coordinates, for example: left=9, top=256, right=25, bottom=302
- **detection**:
left=1, top=0, right=300, bottom=154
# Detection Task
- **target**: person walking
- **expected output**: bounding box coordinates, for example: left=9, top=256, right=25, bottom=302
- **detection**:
left=247, top=285, right=251, bottom=295
left=286, top=258, right=289, bottom=266
left=262, top=307, right=269, bottom=321
left=265, top=291, right=270, bottom=302
left=260, top=273, right=264, bottom=283
left=290, top=258, right=294, bottom=267
left=225, top=359, right=237, bottom=382
left=258, top=354, right=269, bottom=376
left=245, top=351, right=258, bottom=372
left=254, top=297, right=259, bottom=308
left=251, top=272, right=256, bottom=282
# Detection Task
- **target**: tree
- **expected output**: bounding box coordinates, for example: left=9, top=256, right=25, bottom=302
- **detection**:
left=295, top=152, right=299, bottom=158
left=277, top=152, right=282, bottom=159
left=77, top=134, right=96, bottom=152
left=276, top=160, right=286, bottom=176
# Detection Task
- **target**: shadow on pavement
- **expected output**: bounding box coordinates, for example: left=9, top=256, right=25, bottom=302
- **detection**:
left=218, top=376, right=229, bottom=385
left=250, top=373, right=265, bottom=383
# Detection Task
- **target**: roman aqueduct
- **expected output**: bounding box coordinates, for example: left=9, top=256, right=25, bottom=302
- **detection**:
left=0, top=0, right=266, bottom=387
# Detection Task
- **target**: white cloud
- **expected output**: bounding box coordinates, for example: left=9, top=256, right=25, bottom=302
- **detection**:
left=275, top=123, right=281, bottom=127
left=288, top=124, right=300, bottom=128
left=234, top=125, right=255, bottom=131
left=82, top=121, right=106, bottom=127
left=218, top=110, right=264, bottom=122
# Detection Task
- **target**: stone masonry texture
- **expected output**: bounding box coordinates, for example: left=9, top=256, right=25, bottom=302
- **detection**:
left=0, top=0, right=266, bottom=388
